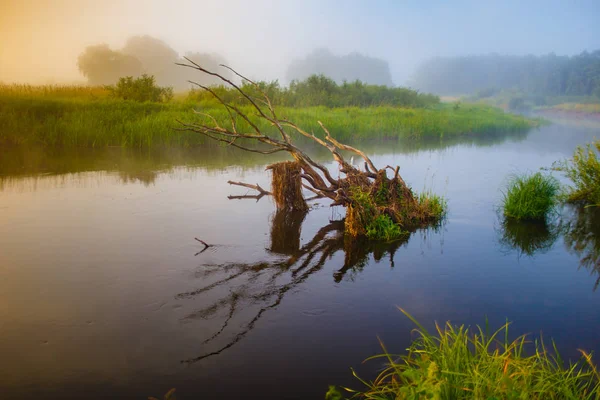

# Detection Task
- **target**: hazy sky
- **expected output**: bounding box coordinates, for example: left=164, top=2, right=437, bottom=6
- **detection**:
left=1, top=0, right=599, bottom=85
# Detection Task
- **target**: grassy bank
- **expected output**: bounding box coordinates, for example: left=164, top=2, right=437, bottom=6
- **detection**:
left=464, top=89, right=600, bottom=116
left=550, top=103, right=600, bottom=114
left=332, top=309, right=600, bottom=399
left=537, top=103, right=600, bottom=119
left=0, top=85, right=538, bottom=148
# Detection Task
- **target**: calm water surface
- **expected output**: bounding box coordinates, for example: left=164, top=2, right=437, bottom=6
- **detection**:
left=1, top=123, right=600, bottom=399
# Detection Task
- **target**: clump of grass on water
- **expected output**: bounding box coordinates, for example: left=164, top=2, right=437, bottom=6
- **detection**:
left=331, top=308, right=600, bottom=399
left=555, top=140, right=600, bottom=207
left=502, top=172, right=560, bottom=221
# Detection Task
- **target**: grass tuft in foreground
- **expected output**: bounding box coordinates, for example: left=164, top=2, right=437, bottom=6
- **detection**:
left=502, top=172, right=560, bottom=221
left=334, top=309, right=600, bottom=399
left=555, top=140, right=600, bottom=207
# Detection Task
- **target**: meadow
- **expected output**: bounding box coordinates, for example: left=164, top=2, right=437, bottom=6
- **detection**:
left=0, top=83, right=538, bottom=148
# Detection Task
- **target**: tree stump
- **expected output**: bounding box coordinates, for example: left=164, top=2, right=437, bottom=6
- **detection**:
left=268, top=161, right=308, bottom=212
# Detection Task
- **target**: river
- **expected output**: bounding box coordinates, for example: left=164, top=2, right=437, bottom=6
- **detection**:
left=1, top=122, right=599, bottom=399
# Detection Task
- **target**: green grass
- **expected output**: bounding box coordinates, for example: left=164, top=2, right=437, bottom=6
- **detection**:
left=334, top=309, right=600, bottom=399
left=555, top=140, right=600, bottom=207
left=365, top=214, right=405, bottom=241
left=347, top=184, right=447, bottom=241
left=418, top=190, right=448, bottom=220
left=0, top=85, right=538, bottom=148
left=502, top=172, right=560, bottom=221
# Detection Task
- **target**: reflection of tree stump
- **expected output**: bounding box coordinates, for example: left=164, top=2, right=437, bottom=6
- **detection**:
left=269, top=209, right=308, bottom=255
left=267, top=161, right=308, bottom=211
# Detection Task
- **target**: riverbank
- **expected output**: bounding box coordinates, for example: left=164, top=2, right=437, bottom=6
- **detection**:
left=535, top=103, right=600, bottom=122
left=0, top=88, right=538, bottom=148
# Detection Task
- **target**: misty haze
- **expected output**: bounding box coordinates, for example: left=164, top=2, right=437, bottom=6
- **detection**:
left=1, top=1, right=600, bottom=399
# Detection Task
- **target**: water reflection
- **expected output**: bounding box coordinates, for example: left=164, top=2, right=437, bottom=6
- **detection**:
left=497, top=205, right=600, bottom=290
left=176, top=210, right=415, bottom=364
left=498, top=218, right=559, bottom=257
left=0, top=130, right=529, bottom=191
left=563, top=205, right=600, bottom=290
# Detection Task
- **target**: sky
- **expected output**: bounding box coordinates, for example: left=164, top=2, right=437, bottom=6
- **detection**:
left=0, top=0, right=599, bottom=85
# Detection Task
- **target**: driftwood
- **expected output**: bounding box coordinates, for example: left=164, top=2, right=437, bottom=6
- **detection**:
left=176, top=60, right=443, bottom=235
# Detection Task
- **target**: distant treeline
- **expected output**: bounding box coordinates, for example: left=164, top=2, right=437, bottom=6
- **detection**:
left=77, top=36, right=396, bottom=89
left=77, top=35, right=231, bottom=90
left=188, top=74, right=439, bottom=108
left=285, top=48, right=394, bottom=86
left=411, top=51, right=600, bottom=97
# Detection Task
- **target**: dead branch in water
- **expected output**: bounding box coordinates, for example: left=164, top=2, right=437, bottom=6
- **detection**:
left=227, top=180, right=271, bottom=195
left=176, top=61, right=445, bottom=234
left=194, top=238, right=212, bottom=255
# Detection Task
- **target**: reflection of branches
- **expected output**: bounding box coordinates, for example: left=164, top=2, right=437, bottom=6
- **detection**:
left=497, top=218, right=559, bottom=257
left=177, top=211, right=414, bottom=364
left=563, top=205, right=600, bottom=290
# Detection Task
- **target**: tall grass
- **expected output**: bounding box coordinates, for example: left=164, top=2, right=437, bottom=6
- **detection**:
left=502, top=172, right=560, bottom=221
left=555, top=140, right=600, bottom=207
left=0, top=85, right=538, bottom=148
left=336, top=309, right=600, bottom=399
left=0, top=83, right=109, bottom=99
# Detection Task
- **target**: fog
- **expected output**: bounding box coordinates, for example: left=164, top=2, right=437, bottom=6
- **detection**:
left=1, top=0, right=599, bottom=86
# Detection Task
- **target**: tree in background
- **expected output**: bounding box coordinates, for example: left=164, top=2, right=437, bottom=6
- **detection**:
left=77, top=35, right=231, bottom=90
left=77, top=44, right=143, bottom=85
left=178, top=52, right=232, bottom=89
left=107, top=74, right=173, bottom=103
left=286, top=48, right=394, bottom=87
left=121, top=35, right=179, bottom=88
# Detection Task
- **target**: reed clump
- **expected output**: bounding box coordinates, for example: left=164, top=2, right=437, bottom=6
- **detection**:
left=555, top=140, right=600, bottom=207
left=502, top=172, right=560, bottom=221
left=334, top=309, right=600, bottom=399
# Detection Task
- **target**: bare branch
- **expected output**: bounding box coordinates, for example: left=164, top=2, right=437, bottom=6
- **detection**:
left=318, top=121, right=378, bottom=173
left=228, top=180, right=272, bottom=195
left=227, top=193, right=269, bottom=202
left=194, top=238, right=212, bottom=255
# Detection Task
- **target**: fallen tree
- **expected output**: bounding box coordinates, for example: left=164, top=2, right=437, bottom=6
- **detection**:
left=176, top=59, right=446, bottom=239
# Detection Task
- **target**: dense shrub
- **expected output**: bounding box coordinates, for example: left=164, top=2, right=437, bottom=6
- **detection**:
left=188, top=74, right=440, bottom=108
left=107, top=74, right=173, bottom=103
